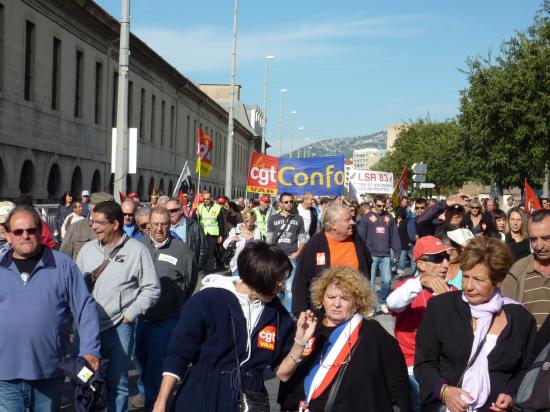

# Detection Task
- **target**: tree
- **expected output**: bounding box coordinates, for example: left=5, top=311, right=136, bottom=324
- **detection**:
left=459, top=4, right=550, bottom=193
left=374, top=118, right=468, bottom=191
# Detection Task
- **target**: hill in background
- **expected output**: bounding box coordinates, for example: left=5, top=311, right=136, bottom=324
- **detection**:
left=283, top=131, right=387, bottom=158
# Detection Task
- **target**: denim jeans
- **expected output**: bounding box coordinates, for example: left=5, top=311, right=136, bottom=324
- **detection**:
left=409, top=373, right=421, bottom=412
left=101, top=322, right=135, bottom=412
left=283, top=259, right=298, bottom=314
left=398, top=250, right=415, bottom=275
left=0, top=377, right=63, bottom=412
left=134, top=317, right=178, bottom=410
left=370, top=256, right=391, bottom=304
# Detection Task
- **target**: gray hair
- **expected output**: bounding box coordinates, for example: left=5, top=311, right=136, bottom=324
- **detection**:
left=322, top=204, right=349, bottom=231
left=157, top=195, right=171, bottom=204
left=135, top=206, right=151, bottom=220
left=149, top=205, right=170, bottom=221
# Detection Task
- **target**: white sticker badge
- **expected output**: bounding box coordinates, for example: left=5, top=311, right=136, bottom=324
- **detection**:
left=158, top=254, right=178, bottom=266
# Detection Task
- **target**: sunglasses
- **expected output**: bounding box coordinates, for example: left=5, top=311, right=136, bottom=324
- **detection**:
left=375, top=204, right=385, bottom=208
left=11, top=227, right=39, bottom=237
left=139, top=223, right=149, bottom=230
left=123, top=213, right=134, bottom=217
left=470, top=206, right=480, bottom=210
left=167, top=208, right=181, bottom=214
left=281, top=200, right=293, bottom=204
left=419, top=252, right=450, bottom=264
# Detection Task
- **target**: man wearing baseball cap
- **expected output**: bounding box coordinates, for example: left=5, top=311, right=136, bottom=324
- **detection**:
left=81, top=190, right=91, bottom=216
left=386, top=235, right=454, bottom=412
left=252, top=195, right=273, bottom=240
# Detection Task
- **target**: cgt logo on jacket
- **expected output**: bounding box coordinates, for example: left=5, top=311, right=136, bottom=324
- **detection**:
left=257, top=326, right=277, bottom=351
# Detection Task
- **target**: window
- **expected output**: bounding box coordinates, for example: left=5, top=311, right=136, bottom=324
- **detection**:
left=0, top=4, right=4, bottom=92
left=150, top=94, right=156, bottom=142
left=170, top=105, right=175, bottom=149
left=128, top=80, right=133, bottom=127
left=51, top=38, right=61, bottom=110
left=139, top=88, right=145, bottom=139
left=186, top=115, right=191, bottom=155
left=160, top=100, right=165, bottom=146
left=94, top=62, right=103, bottom=124
left=74, top=50, right=84, bottom=117
left=111, top=72, right=118, bottom=127
left=24, top=20, right=36, bottom=101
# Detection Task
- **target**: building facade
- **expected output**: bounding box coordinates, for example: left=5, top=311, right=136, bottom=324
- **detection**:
left=352, top=148, right=380, bottom=170
left=0, top=0, right=260, bottom=201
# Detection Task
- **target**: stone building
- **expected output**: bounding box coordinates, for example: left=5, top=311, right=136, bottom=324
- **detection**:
left=0, top=0, right=261, bottom=202
left=352, top=148, right=380, bottom=170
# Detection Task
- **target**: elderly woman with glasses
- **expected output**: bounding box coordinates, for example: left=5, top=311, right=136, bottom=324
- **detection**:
left=414, top=237, right=536, bottom=412
left=278, top=266, right=411, bottom=412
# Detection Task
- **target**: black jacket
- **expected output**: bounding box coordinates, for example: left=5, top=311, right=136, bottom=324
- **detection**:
left=184, top=217, right=208, bottom=271
left=292, top=231, right=371, bottom=314
left=277, top=319, right=411, bottom=412
left=414, top=291, right=537, bottom=412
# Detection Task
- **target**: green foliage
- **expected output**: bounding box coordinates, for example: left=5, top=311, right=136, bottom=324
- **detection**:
left=459, top=5, right=550, bottom=191
left=374, top=118, right=467, bottom=190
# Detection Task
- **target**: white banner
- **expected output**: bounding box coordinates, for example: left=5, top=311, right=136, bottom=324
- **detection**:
left=349, top=170, right=394, bottom=200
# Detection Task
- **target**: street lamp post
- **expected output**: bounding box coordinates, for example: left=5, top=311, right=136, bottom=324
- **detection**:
left=261, top=56, right=274, bottom=154
left=289, top=111, right=296, bottom=158
left=297, top=127, right=304, bottom=157
left=225, top=0, right=239, bottom=198
left=278, top=89, right=287, bottom=156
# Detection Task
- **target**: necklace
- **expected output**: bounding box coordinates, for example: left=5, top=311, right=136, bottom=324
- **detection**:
left=471, top=318, right=478, bottom=332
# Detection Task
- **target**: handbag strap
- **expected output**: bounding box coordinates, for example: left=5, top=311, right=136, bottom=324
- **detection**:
left=324, top=321, right=365, bottom=412
left=274, top=216, right=292, bottom=244
left=457, top=315, right=496, bottom=387
left=89, top=236, right=130, bottom=287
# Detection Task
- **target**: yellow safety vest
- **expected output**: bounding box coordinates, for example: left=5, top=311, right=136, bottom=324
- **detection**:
left=198, top=203, right=222, bottom=236
left=253, top=207, right=269, bottom=239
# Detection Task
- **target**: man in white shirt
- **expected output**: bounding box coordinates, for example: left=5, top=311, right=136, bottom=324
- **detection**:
left=296, top=191, right=318, bottom=239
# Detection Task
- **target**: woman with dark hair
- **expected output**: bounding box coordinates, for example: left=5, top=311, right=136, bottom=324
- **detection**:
left=224, top=201, right=244, bottom=234
left=492, top=209, right=507, bottom=242
left=153, top=242, right=317, bottom=412
left=505, top=207, right=530, bottom=262
left=415, top=237, right=536, bottom=412
left=55, top=191, right=74, bottom=237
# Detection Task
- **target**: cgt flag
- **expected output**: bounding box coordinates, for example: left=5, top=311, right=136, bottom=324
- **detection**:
left=524, top=179, right=541, bottom=215
left=392, top=167, right=409, bottom=207
left=195, top=128, right=213, bottom=177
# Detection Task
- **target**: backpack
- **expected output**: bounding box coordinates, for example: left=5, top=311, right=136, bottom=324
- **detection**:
left=513, top=341, right=550, bottom=411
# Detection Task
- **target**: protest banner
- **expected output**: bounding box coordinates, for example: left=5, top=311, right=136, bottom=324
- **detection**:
left=348, top=170, right=394, bottom=202
left=277, top=156, right=345, bottom=196
left=246, top=152, right=279, bottom=195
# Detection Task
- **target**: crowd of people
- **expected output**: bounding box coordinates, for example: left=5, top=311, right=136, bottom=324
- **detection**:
left=0, top=187, right=549, bottom=412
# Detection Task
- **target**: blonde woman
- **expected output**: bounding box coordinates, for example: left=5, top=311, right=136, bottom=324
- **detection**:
left=505, top=207, right=530, bottom=262
left=278, top=266, right=411, bottom=412
left=222, top=210, right=262, bottom=277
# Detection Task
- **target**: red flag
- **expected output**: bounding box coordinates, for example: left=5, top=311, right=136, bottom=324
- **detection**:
left=119, top=191, right=126, bottom=202
left=191, top=193, right=200, bottom=216
left=392, top=167, right=409, bottom=207
left=524, top=179, right=541, bottom=214
left=178, top=191, right=187, bottom=206
left=195, top=128, right=213, bottom=177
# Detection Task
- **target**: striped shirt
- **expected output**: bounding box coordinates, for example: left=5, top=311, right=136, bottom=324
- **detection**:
left=522, top=271, right=550, bottom=329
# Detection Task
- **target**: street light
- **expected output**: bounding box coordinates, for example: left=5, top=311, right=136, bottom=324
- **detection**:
left=289, top=110, right=297, bottom=158
left=297, top=127, right=304, bottom=157
left=225, top=0, right=239, bottom=198
left=278, top=88, right=288, bottom=156
left=261, top=55, right=274, bottom=154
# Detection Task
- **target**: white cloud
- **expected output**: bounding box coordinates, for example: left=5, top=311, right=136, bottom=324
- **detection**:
left=133, top=14, right=428, bottom=73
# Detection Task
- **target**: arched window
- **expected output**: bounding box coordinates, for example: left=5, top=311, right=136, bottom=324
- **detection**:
left=137, top=176, right=144, bottom=199
left=47, top=163, right=61, bottom=200
left=19, top=160, right=35, bottom=194
left=71, top=167, right=83, bottom=197
left=91, top=170, right=101, bottom=193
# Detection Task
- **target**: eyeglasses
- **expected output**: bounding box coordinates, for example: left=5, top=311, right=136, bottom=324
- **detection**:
left=419, top=252, right=450, bottom=264
left=150, top=222, right=170, bottom=228
left=11, top=227, right=38, bottom=237
left=167, top=208, right=181, bottom=214
left=91, top=220, right=112, bottom=226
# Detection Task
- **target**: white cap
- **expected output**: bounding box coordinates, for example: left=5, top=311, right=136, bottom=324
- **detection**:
left=81, top=190, right=90, bottom=197
left=0, top=201, right=16, bottom=224
left=447, top=228, right=474, bottom=247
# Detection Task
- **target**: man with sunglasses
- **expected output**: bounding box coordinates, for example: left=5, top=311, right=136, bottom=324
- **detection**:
left=121, top=199, right=144, bottom=239
left=267, top=192, right=306, bottom=313
left=166, top=198, right=208, bottom=273
left=357, top=194, right=401, bottom=314
left=386, top=235, right=454, bottom=412
left=0, top=206, right=101, bottom=411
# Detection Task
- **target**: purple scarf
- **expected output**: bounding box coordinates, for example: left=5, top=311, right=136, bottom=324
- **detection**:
left=459, top=289, right=518, bottom=410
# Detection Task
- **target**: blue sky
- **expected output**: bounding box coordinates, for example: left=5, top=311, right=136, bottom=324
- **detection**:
left=96, top=0, right=542, bottom=154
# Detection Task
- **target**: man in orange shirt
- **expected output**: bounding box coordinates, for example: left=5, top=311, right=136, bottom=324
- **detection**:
left=292, top=203, right=371, bottom=314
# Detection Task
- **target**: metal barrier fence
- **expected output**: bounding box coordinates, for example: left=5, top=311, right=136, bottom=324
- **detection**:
left=36, top=204, right=59, bottom=235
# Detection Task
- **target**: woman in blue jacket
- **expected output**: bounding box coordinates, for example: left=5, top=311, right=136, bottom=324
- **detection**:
left=153, top=241, right=317, bottom=412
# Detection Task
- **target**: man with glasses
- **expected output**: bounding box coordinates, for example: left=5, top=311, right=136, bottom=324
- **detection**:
left=60, top=191, right=114, bottom=260
left=358, top=194, right=401, bottom=314
left=121, top=199, right=144, bottom=239
left=0, top=206, right=100, bottom=411
left=197, top=191, right=225, bottom=273
left=166, top=198, right=208, bottom=273
left=76, top=201, right=160, bottom=412
left=267, top=192, right=306, bottom=313
left=386, top=235, right=454, bottom=412
left=136, top=206, right=196, bottom=409
left=135, top=206, right=151, bottom=237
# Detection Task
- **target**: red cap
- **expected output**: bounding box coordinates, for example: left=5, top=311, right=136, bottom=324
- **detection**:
left=259, top=195, right=270, bottom=202
left=413, top=236, right=450, bottom=262
left=128, top=192, right=138, bottom=198
left=217, top=197, right=226, bottom=205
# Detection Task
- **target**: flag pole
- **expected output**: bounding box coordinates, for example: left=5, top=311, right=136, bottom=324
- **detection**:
left=172, top=160, right=189, bottom=198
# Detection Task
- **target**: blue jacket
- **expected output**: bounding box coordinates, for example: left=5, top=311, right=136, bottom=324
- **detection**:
left=163, top=287, right=295, bottom=411
left=358, top=210, right=401, bottom=257
left=0, top=247, right=101, bottom=380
